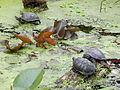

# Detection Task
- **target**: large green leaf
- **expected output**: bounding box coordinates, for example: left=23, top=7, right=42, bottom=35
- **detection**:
left=98, top=86, right=116, bottom=90
left=13, top=68, right=45, bottom=90
left=34, top=88, right=49, bottom=90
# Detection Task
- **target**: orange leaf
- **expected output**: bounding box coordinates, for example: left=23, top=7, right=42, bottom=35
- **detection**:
left=38, top=31, right=53, bottom=38
left=45, top=38, right=56, bottom=46
left=10, top=42, right=24, bottom=51
left=15, top=34, right=33, bottom=44
left=5, top=41, right=24, bottom=51
left=34, top=37, right=44, bottom=43
left=4, top=40, right=11, bottom=49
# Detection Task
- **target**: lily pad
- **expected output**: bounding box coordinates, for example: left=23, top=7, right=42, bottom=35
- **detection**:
left=13, top=68, right=45, bottom=90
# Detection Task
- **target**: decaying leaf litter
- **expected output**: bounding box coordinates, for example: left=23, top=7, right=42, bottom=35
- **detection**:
left=0, top=0, right=120, bottom=90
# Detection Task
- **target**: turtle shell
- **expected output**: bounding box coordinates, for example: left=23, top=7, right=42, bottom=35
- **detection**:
left=21, top=12, right=40, bottom=21
left=15, top=12, right=40, bottom=25
left=72, top=57, right=96, bottom=78
left=83, top=47, right=106, bottom=61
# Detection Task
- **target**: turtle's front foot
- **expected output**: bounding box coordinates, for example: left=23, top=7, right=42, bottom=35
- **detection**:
left=33, top=21, right=41, bottom=25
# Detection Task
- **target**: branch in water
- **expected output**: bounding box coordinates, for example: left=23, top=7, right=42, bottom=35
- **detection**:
left=100, top=0, right=106, bottom=12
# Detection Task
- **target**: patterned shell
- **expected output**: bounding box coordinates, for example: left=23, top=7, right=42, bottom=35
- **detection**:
left=72, top=57, right=96, bottom=77
left=21, top=12, right=40, bottom=22
left=83, top=47, right=106, bottom=60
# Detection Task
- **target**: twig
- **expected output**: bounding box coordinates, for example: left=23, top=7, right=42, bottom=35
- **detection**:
left=100, top=0, right=106, bottom=13
left=114, top=0, right=120, bottom=4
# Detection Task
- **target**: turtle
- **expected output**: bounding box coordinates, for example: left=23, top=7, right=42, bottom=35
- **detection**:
left=15, top=12, right=41, bottom=25
left=83, top=47, right=109, bottom=68
left=72, top=57, right=96, bottom=78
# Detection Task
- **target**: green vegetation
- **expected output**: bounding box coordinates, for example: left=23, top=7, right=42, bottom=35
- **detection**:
left=0, top=0, right=120, bottom=90
left=13, top=68, right=45, bottom=90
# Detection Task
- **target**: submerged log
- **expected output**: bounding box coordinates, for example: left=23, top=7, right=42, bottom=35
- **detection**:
left=22, top=0, right=48, bottom=11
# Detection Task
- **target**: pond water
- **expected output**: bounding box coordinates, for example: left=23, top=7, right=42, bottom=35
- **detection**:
left=0, top=0, right=120, bottom=89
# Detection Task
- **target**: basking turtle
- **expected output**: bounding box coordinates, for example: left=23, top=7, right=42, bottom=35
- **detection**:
left=15, top=12, right=41, bottom=25
left=83, top=47, right=109, bottom=68
left=72, top=57, right=96, bottom=78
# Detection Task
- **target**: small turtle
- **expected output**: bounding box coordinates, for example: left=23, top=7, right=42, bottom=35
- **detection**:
left=15, top=12, right=41, bottom=25
left=72, top=57, right=96, bottom=78
left=83, top=47, right=109, bottom=68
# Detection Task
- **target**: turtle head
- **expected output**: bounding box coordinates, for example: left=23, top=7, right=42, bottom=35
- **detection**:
left=83, top=53, right=91, bottom=60
left=72, top=57, right=82, bottom=61
left=72, top=57, right=76, bottom=62
left=15, top=16, right=21, bottom=21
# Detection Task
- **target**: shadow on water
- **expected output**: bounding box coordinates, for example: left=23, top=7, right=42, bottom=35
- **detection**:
left=0, top=24, right=19, bottom=34
left=70, top=24, right=120, bottom=37
left=4, top=47, right=25, bottom=55
left=98, top=31, right=120, bottom=37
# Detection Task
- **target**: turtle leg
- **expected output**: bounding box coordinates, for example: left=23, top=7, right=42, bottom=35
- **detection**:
left=15, top=16, right=23, bottom=23
left=33, top=21, right=41, bottom=25
left=83, top=54, right=91, bottom=60
left=100, top=61, right=111, bottom=71
left=83, top=74, right=88, bottom=79
left=90, top=58, right=97, bottom=66
left=115, top=64, right=120, bottom=68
